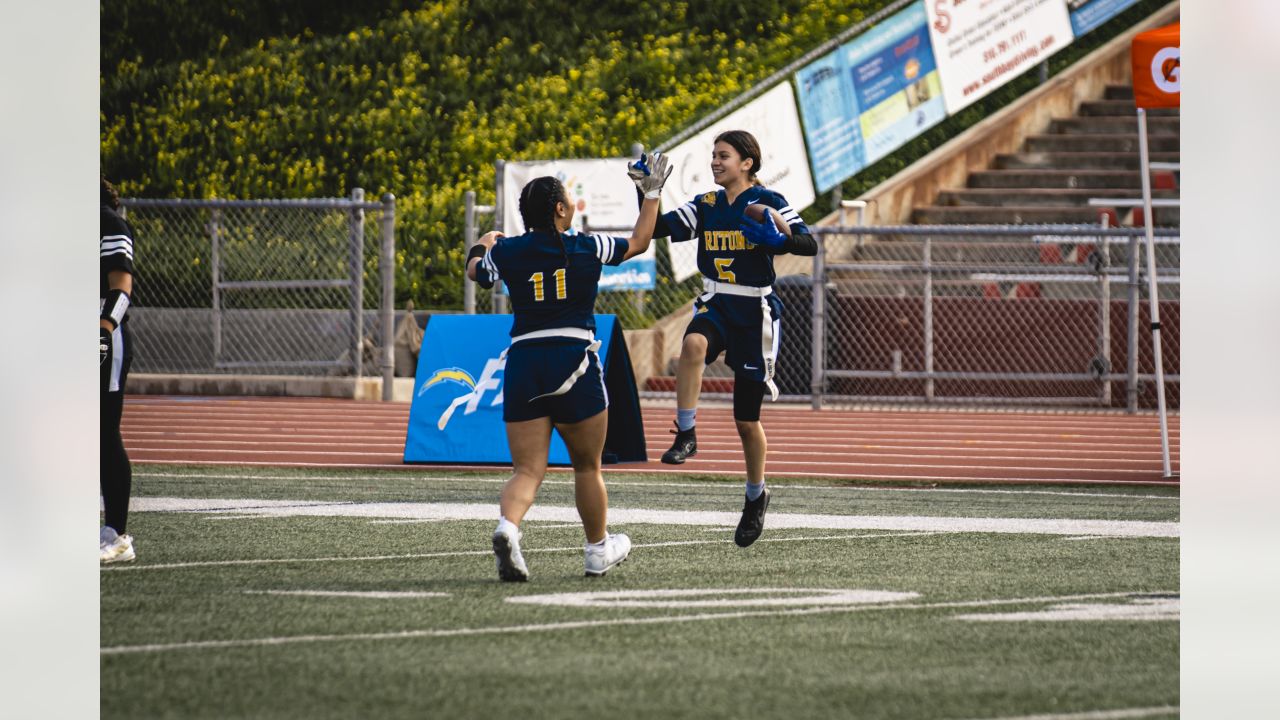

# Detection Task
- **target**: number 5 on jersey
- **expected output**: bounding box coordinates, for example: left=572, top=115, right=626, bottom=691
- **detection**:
left=714, top=258, right=735, bottom=283
left=530, top=268, right=567, bottom=301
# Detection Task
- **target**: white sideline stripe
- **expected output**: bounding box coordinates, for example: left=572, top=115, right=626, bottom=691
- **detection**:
left=136, top=459, right=1180, bottom=484
left=244, top=590, right=450, bottom=600
left=125, top=497, right=1180, bottom=538
left=133, top=472, right=1180, bottom=500
left=947, top=705, right=1179, bottom=720
left=102, top=531, right=937, bottom=572
left=99, top=590, right=1172, bottom=656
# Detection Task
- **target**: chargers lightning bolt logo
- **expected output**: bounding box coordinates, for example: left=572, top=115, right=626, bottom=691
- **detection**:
left=418, top=367, right=477, bottom=394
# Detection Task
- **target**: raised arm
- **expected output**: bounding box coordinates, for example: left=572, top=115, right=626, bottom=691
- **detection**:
left=466, top=230, right=503, bottom=287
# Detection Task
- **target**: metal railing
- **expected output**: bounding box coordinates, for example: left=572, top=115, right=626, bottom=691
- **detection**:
left=808, top=224, right=1180, bottom=411
left=120, top=190, right=398, bottom=399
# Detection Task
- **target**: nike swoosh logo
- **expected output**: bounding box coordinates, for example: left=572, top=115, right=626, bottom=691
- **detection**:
left=743, top=364, right=758, bottom=370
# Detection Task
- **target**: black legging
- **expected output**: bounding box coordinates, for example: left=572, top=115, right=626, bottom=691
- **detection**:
left=101, top=326, right=132, bottom=534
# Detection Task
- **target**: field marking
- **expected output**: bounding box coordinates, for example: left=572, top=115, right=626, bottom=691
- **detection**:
left=948, top=705, right=1179, bottom=720
left=244, top=590, right=451, bottom=600
left=99, top=590, right=1174, bottom=656
left=507, top=588, right=920, bottom=609
left=101, top=531, right=937, bottom=573
left=953, top=597, right=1178, bottom=623
left=126, top=497, right=1181, bottom=538
left=133, top=471, right=1180, bottom=500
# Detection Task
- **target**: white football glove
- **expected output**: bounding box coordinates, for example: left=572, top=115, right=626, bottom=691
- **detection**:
left=629, top=151, right=672, bottom=200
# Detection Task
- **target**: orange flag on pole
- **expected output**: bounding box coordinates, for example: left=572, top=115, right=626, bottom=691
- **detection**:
left=1132, top=23, right=1180, bottom=109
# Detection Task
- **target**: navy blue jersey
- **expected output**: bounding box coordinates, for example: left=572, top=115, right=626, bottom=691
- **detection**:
left=475, top=230, right=629, bottom=337
left=656, top=186, right=808, bottom=288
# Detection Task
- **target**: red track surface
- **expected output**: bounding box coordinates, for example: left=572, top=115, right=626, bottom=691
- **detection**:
left=122, top=396, right=1179, bottom=486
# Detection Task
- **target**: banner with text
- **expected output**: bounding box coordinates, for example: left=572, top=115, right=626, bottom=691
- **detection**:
left=1067, top=0, right=1140, bottom=38
left=926, top=0, right=1074, bottom=114
left=660, top=82, right=816, bottom=281
left=795, top=2, right=955, bottom=193
left=502, top=158, right=655, bottom=290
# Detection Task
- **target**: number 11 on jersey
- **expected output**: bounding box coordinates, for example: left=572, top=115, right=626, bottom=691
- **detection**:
left=530, top=268, right=567, bottom=302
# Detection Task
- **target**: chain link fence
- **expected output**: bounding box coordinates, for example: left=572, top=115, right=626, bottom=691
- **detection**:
left=120, top=192, right=396, bottom=391
left=807, top=224, right=1180, bottom=410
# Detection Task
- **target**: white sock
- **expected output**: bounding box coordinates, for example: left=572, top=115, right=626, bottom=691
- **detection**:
left=587, top=535, right=607, bottom=549
left=496, top=516, right=520, bottom=538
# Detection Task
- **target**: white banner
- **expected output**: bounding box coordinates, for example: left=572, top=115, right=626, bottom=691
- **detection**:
left=926, top=0, right=1074, bottom=114
left=500, top=158, right=656, bottom=290
left=660, top=82, right=816, bottom=281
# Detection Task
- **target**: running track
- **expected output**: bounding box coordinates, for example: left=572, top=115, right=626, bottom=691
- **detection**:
left=121, top=396, right=1179, bottom=486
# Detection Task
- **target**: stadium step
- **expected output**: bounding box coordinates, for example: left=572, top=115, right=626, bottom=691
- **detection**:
left=1048, top=116, right=1179, bottom=135
left=644, top=376, right=734, bottom=394
left=937, top=188, right=1179, bottom=208
left=994, top=152, right=1179, bottom=170
left=911, top=205, right=1179, bottom=226
left=967, top=170, right=1145, bottom=190
left=1077, top=100, right=1180, bottom=117
left=1023, top=134, right=1180, bottom=153
left=1104, top=84, right=1135, bottom=100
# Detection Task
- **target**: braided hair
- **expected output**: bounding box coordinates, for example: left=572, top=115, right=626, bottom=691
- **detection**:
left=101, top=177, right=120, bottom=210
left=518, top=176, right=570, bottom=266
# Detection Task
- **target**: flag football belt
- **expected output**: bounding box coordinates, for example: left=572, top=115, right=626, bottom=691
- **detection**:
left=508, top=327, right=601, bottom=402
left=702, top=278, right=772, bottom=298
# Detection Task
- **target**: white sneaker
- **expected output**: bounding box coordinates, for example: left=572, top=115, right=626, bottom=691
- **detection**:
left=492, top=528, right=529, bottom=582
left=100, top=527, right=136, bottom=564
left=584, top=533, right=631, bottom=577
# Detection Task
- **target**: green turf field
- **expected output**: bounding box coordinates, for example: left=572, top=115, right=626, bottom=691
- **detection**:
left=101, top=466, right=1179, bottom=719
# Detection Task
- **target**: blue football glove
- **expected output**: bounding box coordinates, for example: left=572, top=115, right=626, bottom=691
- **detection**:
left=740, top=215, right=787, bottom=248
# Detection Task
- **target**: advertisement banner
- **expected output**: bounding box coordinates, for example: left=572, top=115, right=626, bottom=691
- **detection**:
left=1066, top=0, right=1140, bottom=38
left=660, top=82, right=816, bottom=281
left=403, top=314, right=645, bottom=464
left=794, top=1, right=946, bottom=193
left=501, top=158, right=656, bottom=290
left=926, top=0, right=1074, bottom=114
left=844, top=1, right=948, bottom=165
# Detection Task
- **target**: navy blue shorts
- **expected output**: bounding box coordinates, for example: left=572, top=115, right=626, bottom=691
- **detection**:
left=685, top=291, right=783, bottom=384
left=503, top=339, right=608, bottom=424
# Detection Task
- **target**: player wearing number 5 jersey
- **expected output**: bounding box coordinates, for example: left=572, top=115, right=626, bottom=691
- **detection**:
left=467, top=153, right=671, bottom=581
left=647, top=130, right=817, bottom=548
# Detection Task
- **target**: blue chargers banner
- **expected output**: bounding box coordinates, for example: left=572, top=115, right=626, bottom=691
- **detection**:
left=403, top=314, right=646, bottom=465
left=1068, top=0, right=1140, bottom=38
left=794, top=1, right=945, bottom=192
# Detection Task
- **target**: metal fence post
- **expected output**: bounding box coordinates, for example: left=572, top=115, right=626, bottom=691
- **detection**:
left=209, top=209, right=223, bottom=367
left=923, top=235, right=935, bottom=402
left=1126, top=235, right=1141, bottom=413
left=464, top=190, right=477, bottom=315
left=493, top=159, right=508, bottom=314
left=1098, top=214, right=1112, bottom=407
left=380, top=193, right=396, bottom=401
left=811, top=235, right=826, bottom=410
left=349, top=188, right=366, bottom=378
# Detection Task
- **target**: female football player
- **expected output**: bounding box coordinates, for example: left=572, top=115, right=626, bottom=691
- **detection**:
left=467, top=152, right=671, bottom=581
left=649, top=130, right=817, bottom=547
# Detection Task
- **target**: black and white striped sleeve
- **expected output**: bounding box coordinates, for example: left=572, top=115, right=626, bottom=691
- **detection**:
left=662, top=199, right=699, bottom=243
left=474, top=245, right=501, bottom=289
left=591, top=234, right=631, bottom=267
left=775, top=202, right=807, bottom=235
left=100, top=210, right=135, bottom=275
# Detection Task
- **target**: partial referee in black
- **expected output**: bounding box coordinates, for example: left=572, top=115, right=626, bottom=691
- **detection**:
left=100, top=178, right=137, bottom=563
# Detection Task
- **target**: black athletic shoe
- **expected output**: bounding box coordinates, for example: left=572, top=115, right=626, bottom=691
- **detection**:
left=734, top=488, right=771, bottom=547
left=660, top=423, right=697, bottom=464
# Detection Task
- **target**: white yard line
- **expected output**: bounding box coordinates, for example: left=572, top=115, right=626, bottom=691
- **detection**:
left=99, top=590, right=1174, bottom=656
left=133, top=471, right=1180, bottom=500
left=123, top=497, right=1181, bottom=538
left=245, top=590, right=450, bottom=599
left=101, top=531, right=937, bottom=573
left=947, top=705, right=1179, bottom=720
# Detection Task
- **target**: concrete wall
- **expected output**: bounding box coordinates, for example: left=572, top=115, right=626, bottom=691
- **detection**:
left=817, top=2, right=1180, bottom=228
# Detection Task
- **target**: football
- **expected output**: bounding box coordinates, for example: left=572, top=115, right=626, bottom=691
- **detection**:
left=743, top=203, right=792, bottom=238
